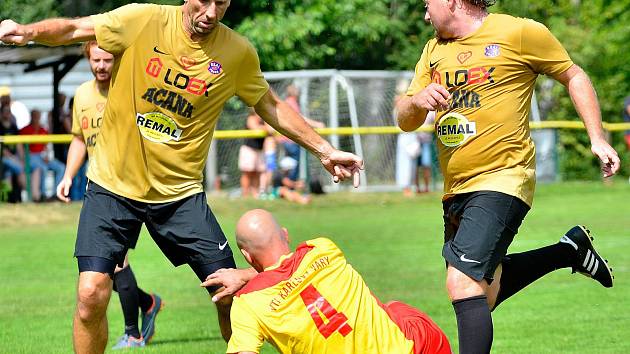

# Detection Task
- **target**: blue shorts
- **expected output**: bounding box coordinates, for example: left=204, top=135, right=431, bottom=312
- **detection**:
left=417, top=143, right=432, bottom=167
left=265, top=151, right=277, bottom=172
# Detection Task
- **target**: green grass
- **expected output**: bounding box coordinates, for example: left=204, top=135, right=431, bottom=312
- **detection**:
left=1, top=181, right=629, bottom=353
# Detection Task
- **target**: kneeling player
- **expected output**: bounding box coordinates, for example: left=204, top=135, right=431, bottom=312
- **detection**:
left=207, top=209, right=451, bottom=354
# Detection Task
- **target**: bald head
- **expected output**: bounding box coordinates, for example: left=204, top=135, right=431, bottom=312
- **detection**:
left=236, top=209, right=291, bottom=271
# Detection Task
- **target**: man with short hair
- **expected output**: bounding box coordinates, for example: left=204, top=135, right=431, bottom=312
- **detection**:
left=19, top=109, right=66, bottom=201
left=0, top=1, right=362, bottom=353
left=56, top=41, right=162, bottom=350
left=396, top=0, right=619, bottom=352
left=224, top=209, right=451, bottom=354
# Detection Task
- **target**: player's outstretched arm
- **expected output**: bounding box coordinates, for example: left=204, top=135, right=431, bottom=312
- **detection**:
left=56, top=136, right=87, bottom=202
left=553, top=64, right=620, bottom=177
left=254, top=89, right=363, bottom=186
left=0, top=17, right=95, bottom=46
left=396, top=83, right=450, bottom=132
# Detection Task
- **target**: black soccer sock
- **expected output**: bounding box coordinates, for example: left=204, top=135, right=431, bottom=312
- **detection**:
left=113, top=266, right=141, bottom=338
left=494, top=242, right=575, bottom=309
left=138, top=288, right=154, bottom=314
left=453, top=295, right=493, bottom=354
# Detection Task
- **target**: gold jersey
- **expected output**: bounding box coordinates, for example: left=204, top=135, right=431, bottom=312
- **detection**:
left=407, top=14, right=573, bottom=206
left=71, top=79, right=107, bottom=158
left=89, top=4, right=269, bottom=202
left=227, top=238, right=415, bottom=354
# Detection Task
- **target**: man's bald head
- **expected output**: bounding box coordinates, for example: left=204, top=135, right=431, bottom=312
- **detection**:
left=236, top=209, right=291, bottom=271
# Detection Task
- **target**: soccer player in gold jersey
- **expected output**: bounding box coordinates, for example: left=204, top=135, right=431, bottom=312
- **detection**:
left=396, top=1, right=619, bottom=353
left=0, top=1, right=363, bottom=353
left=222, top=209, right=451, bottom=354
left=56, top=41, right=163, bottom=350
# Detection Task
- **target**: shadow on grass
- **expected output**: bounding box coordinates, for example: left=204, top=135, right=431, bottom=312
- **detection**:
left=149, top=336, right=223, bottom=346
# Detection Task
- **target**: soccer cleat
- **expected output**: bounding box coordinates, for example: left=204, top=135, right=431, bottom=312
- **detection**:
left=560, top=225, right=614, bottom=288
left=112, top=334, right=145, bottom=350
left=141, top=293, right=163, bottom=344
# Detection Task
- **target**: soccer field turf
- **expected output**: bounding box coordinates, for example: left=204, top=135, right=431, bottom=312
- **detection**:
left=0, top=181, right=628, bottom=353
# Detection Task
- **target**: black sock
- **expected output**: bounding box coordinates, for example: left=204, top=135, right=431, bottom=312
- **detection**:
left=494, top=242, right=575, bottom=309
left=138, top=288, right=153, bottom=314
left=113, top=266, right=141, bottom=338
left=453, top=295, right=493, bottom=354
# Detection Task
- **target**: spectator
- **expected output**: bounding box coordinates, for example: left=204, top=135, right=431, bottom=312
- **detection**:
left=0, top=86, right=30, bottom=130
left=260, top=124, right=278, bottom=199
left=20, top=109, right=66, bottom=201
left=414, top=112, right=435, bottom=193
left=624, top=96, right=630, bottom=151
left=279, top=84, right=325, bottom=181
left=239, top=109, right=267, bottom=198
left=394, top=79, right=420, bottom=196
left=48, top=92, right=72, bottom=162
left=0, top=104, right=26, bottom=201
left=270, top=157, right=311, bottom=204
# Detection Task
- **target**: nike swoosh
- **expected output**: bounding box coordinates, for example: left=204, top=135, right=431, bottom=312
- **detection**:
left=430, top=58, right=443, bottom=68
left=460, top=254, right=481, bottom=264
left=80, top=107, right=89, bottom=112
left=153, top=46, right=168, bottom=55
left=218, top=240, right=228, bottom=251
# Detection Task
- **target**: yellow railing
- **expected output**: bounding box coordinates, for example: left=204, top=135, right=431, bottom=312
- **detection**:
left=2, top=121, right=629, bottom=144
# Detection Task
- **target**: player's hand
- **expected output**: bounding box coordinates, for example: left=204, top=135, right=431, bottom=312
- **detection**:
left=0, top=20, right=30, bottom=46
left=411, top=83, right=450, bottom=111
left=320, top=149, right=363, bottom=188
left=591, top=138, right=620, bottom=178
left=56, top=176, right=73, bottom=203
left=201, top=268, right=257, bottom=303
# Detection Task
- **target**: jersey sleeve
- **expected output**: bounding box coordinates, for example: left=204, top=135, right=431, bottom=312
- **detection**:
left=91, top=4, right=156, bottom=55
left=235, top=41, right=270, bottom=106
left=71, top=89, right=83, bottom=137
left=226, top=298, right=265, bottom=354
left=520, top=20, right=573, bottom=76
left=406, top=42, right=432, bottom=96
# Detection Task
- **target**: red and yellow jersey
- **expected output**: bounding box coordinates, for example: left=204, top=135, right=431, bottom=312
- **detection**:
left=89, top=4, right=269, bottom=202
left=407, top=14, right=573, bottom=206
left=71, top=79, right=107, bottom=158
left=227, top=238, right=415, bottom=354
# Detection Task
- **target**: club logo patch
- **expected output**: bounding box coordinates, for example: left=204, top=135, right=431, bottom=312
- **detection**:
left=208, top=61, right=222, bottom=74
left=136, top=112, right=182, bottom=143
left=484, top=44, right=500, bottom=58
left=436, top=112, right=476, bottom=147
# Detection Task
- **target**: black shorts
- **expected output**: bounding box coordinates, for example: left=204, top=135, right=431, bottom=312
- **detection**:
left=442, top=191, right=530, bottom=282
left=75, top=182, right=235, bottom=271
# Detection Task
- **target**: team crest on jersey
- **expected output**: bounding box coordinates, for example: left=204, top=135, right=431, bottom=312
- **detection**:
left=485, top=44, right=500, bottom=58
left=436, top=112, right=476, bottom=147
left=208, top=61, right=222, bottom=74
left=96, top=103, right=105, bottom=112
left=136, top=112, right=182, bottom=143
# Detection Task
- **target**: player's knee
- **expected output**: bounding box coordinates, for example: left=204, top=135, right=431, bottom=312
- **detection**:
left=76, top=281, right=109, bottom=322
left=446, top=271, right=485, bottom=301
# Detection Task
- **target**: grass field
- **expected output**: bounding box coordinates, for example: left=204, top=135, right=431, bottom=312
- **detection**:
left=1, top=181, right=629, bottom=353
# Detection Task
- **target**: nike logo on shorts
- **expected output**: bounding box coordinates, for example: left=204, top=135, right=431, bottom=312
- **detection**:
left=218, top=240, right=228, bottom=251
left=460, top=254, right=481, bottom=264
